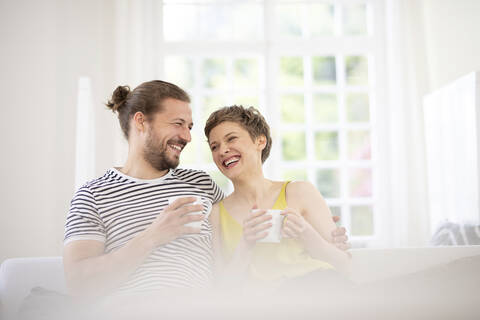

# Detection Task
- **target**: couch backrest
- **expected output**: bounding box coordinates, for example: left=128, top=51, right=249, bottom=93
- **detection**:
left=350, top=245, right=480, bottom=283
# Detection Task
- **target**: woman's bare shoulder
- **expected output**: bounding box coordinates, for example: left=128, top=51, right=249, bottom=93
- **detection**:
left=286, top=180, right=317, bottom=196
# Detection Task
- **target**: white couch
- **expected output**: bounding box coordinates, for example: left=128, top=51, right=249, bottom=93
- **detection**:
left=1, top=246, right=479, bottom=320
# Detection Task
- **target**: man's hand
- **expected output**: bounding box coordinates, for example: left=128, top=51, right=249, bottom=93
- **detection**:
left=331, top=216, right=351, bottom=252
left=146, top=197, right=204, bottom=247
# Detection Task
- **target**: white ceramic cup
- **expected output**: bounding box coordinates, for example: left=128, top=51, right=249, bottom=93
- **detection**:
left=168, top=195, right=211, bottom=228
left=254, top=209, right=284, bottom=243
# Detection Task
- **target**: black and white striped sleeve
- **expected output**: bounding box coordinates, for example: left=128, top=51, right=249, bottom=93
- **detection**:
left=64, top=185, right=106, bottom=244
left=208, top=174, right=225, bottom=204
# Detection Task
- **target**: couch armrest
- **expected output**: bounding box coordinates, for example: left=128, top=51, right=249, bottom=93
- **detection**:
left=0, top=257, right=66, bottom=320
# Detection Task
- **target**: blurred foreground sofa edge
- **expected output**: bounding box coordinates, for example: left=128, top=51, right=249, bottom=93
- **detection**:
left=1, top=245, right=480, bottom=319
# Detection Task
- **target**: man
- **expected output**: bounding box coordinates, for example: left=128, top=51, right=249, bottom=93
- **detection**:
left=63, top=80, right=349, bottom=297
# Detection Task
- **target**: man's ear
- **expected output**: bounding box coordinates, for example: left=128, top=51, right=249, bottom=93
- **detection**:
left=132, top=112, right=147, bottom=133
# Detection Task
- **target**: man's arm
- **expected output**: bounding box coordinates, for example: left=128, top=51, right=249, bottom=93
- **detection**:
left=63, top=197, right=204, bottom=297
left=63, top=232, right=155, bottom=297
left=331, top=215, right=351, bottom=252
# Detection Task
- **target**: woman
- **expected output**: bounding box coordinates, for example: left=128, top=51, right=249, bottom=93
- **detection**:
left=204, top=105, right=351, bottom=292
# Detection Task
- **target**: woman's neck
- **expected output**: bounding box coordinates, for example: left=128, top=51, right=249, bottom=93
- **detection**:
left=230, top=171, right=274, bottom=207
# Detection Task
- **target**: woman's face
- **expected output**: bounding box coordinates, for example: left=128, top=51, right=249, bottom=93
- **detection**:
left=208, top=121, right=265, bottom=180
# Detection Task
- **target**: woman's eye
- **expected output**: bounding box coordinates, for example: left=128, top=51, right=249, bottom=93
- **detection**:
left=228, top=136, right=237, bottom=142
left=210, top=145, right=217, bottom=151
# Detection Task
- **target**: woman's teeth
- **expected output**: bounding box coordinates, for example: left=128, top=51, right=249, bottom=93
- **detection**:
left=223, top=157, right=240, bottom=167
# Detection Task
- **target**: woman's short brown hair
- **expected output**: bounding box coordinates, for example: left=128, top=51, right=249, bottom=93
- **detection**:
left=204, top=105, right=272, bottom=163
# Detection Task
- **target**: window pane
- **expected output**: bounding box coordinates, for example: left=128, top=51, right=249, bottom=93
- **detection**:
left=282, top=169, right=307, bottom=181
left=281, top=94, right=305, bottom=123
left=202, top=58, right=227, bottom=89
left=233, top=4, right=263, bottom=40
left=351, top=205, right=374, bottom=236
left=202, top=95, right=226, bottom=124
left=348, top=130, right=371, bottom=160
left=309, top=4, right=334, bottom=37
left=279, top=57, right=304, bottom=87
left=163, top=5, right=198, bottom=41
left=343, top=4, right=368, bottom=36
left=345, top=56, right=368, bottom=86
left=282, top=132, right=306, bottom=161
left=275, top=4, right=302, bottom=37
left=234, top=58, right=259, bottom=88
left=199, top=5, right=232, bottom=40
left=313, top=94, right=338, bottom=123
left=312, top=56, right=336, bottom=85
left=349, top=168, right=372, bottom=197
left=164, top=56, right=194, bottom=89
left=315, top=131, right=339, bottom=160
left=316, top=169, right=340, bottom=198
left=234, top=96, right=259, bottom=108
left=346, top=93, right=369, bottom=122
left=330, top=206, right=342, bottom=225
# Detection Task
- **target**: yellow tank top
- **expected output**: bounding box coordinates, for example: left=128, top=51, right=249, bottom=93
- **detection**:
left=219, top=181, right=333, bottom=284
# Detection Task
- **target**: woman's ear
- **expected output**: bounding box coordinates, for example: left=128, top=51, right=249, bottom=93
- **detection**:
left=256, top=135, right=267, bottom=151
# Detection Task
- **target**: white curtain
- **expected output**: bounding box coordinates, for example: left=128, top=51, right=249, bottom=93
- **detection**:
left=384, top=0, right=431, bottom=247
left=112, top=0, right=159, bottom=166
left=75, top=77, right=96, bottom=190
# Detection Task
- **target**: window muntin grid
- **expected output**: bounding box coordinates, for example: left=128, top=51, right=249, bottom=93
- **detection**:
left=160, top=0, right=381, bottom=245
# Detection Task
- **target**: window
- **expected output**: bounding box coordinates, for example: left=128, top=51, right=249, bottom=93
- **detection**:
left=157, top=0, right=386, bottom=247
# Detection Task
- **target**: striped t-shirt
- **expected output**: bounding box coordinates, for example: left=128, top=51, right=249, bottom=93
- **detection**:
left=64, top=167, right=225, bottom=292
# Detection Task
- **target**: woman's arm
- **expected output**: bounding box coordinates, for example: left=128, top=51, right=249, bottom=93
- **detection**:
left=285, top=181, right=351, bottom=274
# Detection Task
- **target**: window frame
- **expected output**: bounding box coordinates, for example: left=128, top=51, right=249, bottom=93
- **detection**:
left=152, top=0, right=390, bottom=247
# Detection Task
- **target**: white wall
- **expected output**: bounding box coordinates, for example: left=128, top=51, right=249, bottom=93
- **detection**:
left=0, top=0, right=116, bottom=264
left=423, top=0, right=480, bottom=91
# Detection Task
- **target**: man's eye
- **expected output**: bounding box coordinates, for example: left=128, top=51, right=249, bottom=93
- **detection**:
left=228, top=136, right=237, bottom=141
left=210, top=145, right=217, bottom=151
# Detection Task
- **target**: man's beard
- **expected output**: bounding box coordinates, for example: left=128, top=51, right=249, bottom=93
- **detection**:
left=143, top=131, right=183, bottom=171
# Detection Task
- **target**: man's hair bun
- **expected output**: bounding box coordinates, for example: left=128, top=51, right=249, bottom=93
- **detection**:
left=105, top=85, right=131, bottom=112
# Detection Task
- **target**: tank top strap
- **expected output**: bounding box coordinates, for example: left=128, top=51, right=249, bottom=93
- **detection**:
left=218, top=200, right=234, bottom=225
left=271, top=181, right=290, bottom=210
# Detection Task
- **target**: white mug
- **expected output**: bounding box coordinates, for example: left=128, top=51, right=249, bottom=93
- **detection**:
left=254, top=209, right=284, bottom=243
left=168, top=195, right=211, bottom=228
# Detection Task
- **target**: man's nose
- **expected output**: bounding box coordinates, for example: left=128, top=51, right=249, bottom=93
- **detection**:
left=180, top=126, right=191, bottom=143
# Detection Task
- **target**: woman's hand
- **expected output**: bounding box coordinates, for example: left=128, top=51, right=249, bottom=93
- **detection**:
left=280, top=208, right=310, bottom=239
left=241, top=208, right=272, bottom=247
